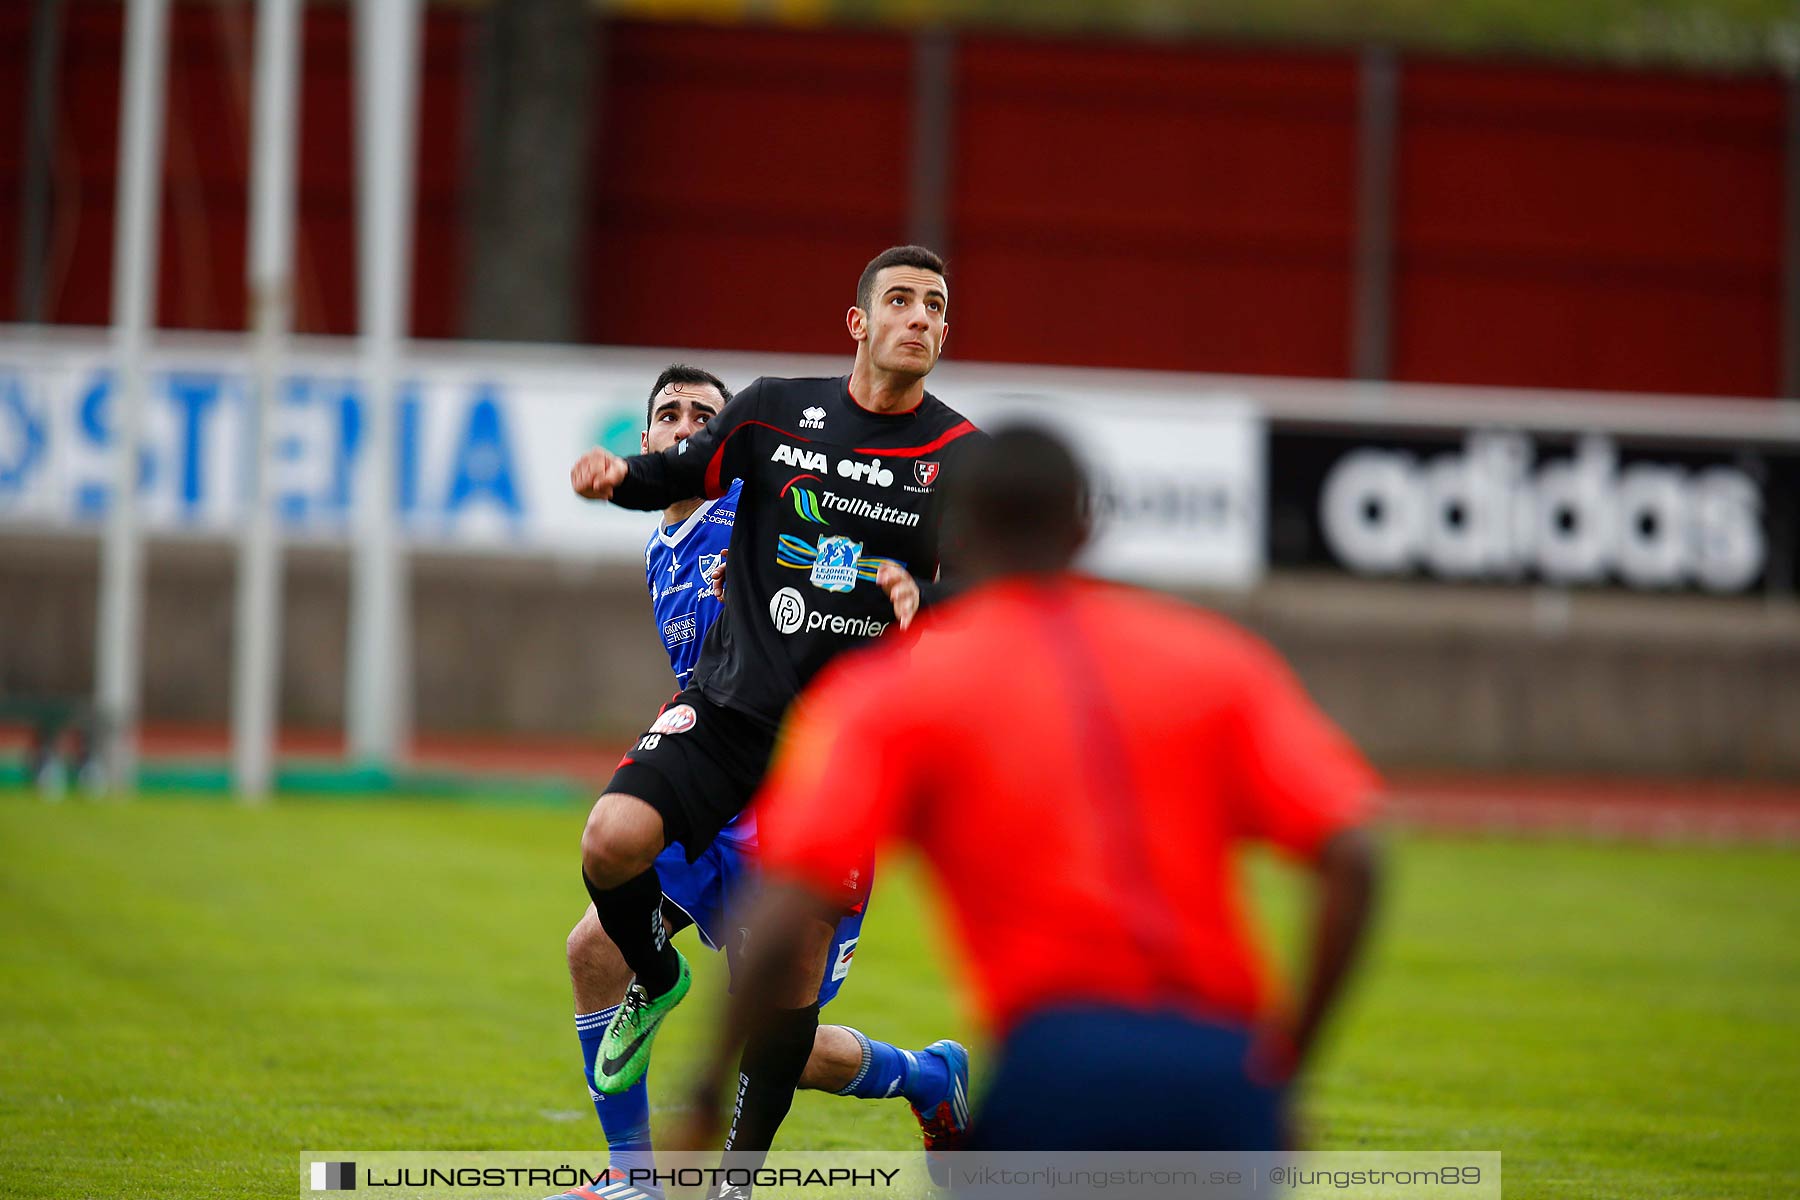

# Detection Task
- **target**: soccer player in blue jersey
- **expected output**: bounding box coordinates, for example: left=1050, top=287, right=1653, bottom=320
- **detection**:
left=553, top=364, right=965, bottom=1200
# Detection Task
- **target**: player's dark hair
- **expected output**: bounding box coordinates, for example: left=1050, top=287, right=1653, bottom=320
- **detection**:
left=949, top=422, right=1089, bottom=576
left=856, top=245, right=947, bottom=313
left=645, top=363, right=732, bottom=428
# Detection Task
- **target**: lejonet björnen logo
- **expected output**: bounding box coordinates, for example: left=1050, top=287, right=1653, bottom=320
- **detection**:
left=311, top=1161, right=356, bottom=1191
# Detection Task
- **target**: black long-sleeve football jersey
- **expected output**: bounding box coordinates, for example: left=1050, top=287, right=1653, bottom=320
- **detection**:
left=610, top=375, right=983, bottom=726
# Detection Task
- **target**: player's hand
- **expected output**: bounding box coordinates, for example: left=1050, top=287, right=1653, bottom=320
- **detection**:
left=708, top=549, right=729, bottom=601
left=666, top=1075, right=728, bottom=1155
left=1245, top=1014, right=1301, bottom=1088
left=570, top=447, right=628, bottom=500
left=876, top=562, right=919, bottom=630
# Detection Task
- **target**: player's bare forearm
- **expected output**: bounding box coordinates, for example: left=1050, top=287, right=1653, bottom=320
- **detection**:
left=1288, top=826, right=1381, bottom=1073
left=679, top=883, right=840, bottom=1137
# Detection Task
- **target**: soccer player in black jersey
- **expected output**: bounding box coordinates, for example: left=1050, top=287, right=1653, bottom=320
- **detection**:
left=569, top=247, right=983, bottom=1179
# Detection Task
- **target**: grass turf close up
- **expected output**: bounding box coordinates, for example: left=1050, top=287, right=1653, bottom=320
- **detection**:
left=0, top=792, right=1795, bottom=1198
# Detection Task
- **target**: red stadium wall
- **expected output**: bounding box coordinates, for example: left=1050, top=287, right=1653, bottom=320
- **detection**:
left=0, top=6, right=1788, bottom=397
left=587, top=22, right=914, bottom=355
left=0, top=3, right=466, bottom=338
left=1391, top=62, right=1785, bottom=397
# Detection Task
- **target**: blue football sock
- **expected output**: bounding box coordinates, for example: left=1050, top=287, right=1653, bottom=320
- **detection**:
left=835, top=1028, right=952, bottom=1108
left=576, top=1007, right=655, bottom=1180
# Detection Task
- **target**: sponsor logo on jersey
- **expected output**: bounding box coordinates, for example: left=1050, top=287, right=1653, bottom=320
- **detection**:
left=789, top=482, right=829, bottom=525
left=772, top=443, right=829, bottom=472
left=770, top=587, right=806, bottom=634
left=661, top=614, right=698, bottom=646
left=837, top=456, right=895, bottom=488
left=775, top=534, right=903, bottom=591
left=807, top=610, right=889, bottom=637
left=767, top=585, right=890, bottom=638
left=809, top=535, right=863, bottom=593
left=650, top=704, right=698, bottom=735
left=800, top=406, right=828, bottom=430
left=913, top=460, right=940, bottom=487
left=802, top=487, right=922, bottom=529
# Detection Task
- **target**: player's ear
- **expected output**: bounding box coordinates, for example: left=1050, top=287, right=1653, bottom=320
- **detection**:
left=847, top=305, right=868, bottom=343
left=640, top=431, right=649, bottom=453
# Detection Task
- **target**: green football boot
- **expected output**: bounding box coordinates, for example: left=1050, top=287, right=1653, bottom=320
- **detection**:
left=594, top=951, right=692, bottom=1094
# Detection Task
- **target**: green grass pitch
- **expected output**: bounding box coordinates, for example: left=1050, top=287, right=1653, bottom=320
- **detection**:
left=1, top=791, right=1795, bottom=1198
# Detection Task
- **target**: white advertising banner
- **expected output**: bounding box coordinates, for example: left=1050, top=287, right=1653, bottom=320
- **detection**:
left=0, top=334, right=1267, bottom=589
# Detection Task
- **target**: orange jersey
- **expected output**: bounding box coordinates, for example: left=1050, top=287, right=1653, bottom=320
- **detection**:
left=753, top=574, right=1378, bottom=1035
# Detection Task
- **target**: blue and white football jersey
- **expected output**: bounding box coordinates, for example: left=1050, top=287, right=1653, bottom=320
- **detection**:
left=644, top=479, right=741, bottom=691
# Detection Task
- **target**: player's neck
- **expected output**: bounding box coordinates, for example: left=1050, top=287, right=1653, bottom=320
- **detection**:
left=849, top=356, right=926, bottom=415
left=662, top=498, right=704, bottom=527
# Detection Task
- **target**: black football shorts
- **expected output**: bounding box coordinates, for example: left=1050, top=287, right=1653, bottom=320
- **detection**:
left=603, top=686, right=780, bottom=860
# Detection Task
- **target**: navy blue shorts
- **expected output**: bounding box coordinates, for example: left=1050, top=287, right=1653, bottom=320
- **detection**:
left=655, top=819, right=867, bottom=1008
left=967, top=1006, right=1287, bottom=1150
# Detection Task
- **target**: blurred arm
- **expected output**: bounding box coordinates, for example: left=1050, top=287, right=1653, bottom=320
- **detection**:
left=1281, top=826, right=1381, bottom=1076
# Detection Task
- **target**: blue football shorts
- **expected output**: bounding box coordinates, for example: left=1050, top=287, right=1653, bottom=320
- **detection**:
left=655, top=822, right=868, bottom=1009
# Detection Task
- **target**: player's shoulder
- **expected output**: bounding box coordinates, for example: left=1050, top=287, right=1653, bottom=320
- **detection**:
left=1079, top=579, right=1286, bottom=682
left=730, top=376, right=847, bottom=433
left=913, top=389, right=981, bottom=439
left=742, top=375, right=842, bottom=405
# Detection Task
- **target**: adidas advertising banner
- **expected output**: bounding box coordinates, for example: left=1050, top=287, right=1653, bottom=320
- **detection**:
left=1267, top=422, right=1800, bottom=594
left=0, top=333, right=1265, bottom=589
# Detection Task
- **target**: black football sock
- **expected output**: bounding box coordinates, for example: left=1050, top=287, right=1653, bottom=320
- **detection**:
left=584, top=865, right=679, bottom=998
left=723, top=1002, right=820, bottom=1168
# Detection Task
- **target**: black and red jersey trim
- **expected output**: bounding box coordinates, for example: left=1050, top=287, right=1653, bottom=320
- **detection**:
left=855, top=420, right=979, bottom=458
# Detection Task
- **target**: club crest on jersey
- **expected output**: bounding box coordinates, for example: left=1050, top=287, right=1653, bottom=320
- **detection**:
left=913, top=460, right=940, bottom=487
left=650, top=704, right=697, bottom=735
left=698, top=552, right=725, bottom=593
left=810, top=536, right=863, bottom=594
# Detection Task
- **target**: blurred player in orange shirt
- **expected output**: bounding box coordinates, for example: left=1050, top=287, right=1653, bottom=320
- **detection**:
left=685, top=423, right=1382, bottom=1152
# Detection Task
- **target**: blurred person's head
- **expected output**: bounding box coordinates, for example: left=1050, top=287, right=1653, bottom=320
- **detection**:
left=947, top=423, right=1090, bottom=579
left=849, top=245, right=948, bottom=380
left=642, top=363, right=731, bottom=454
